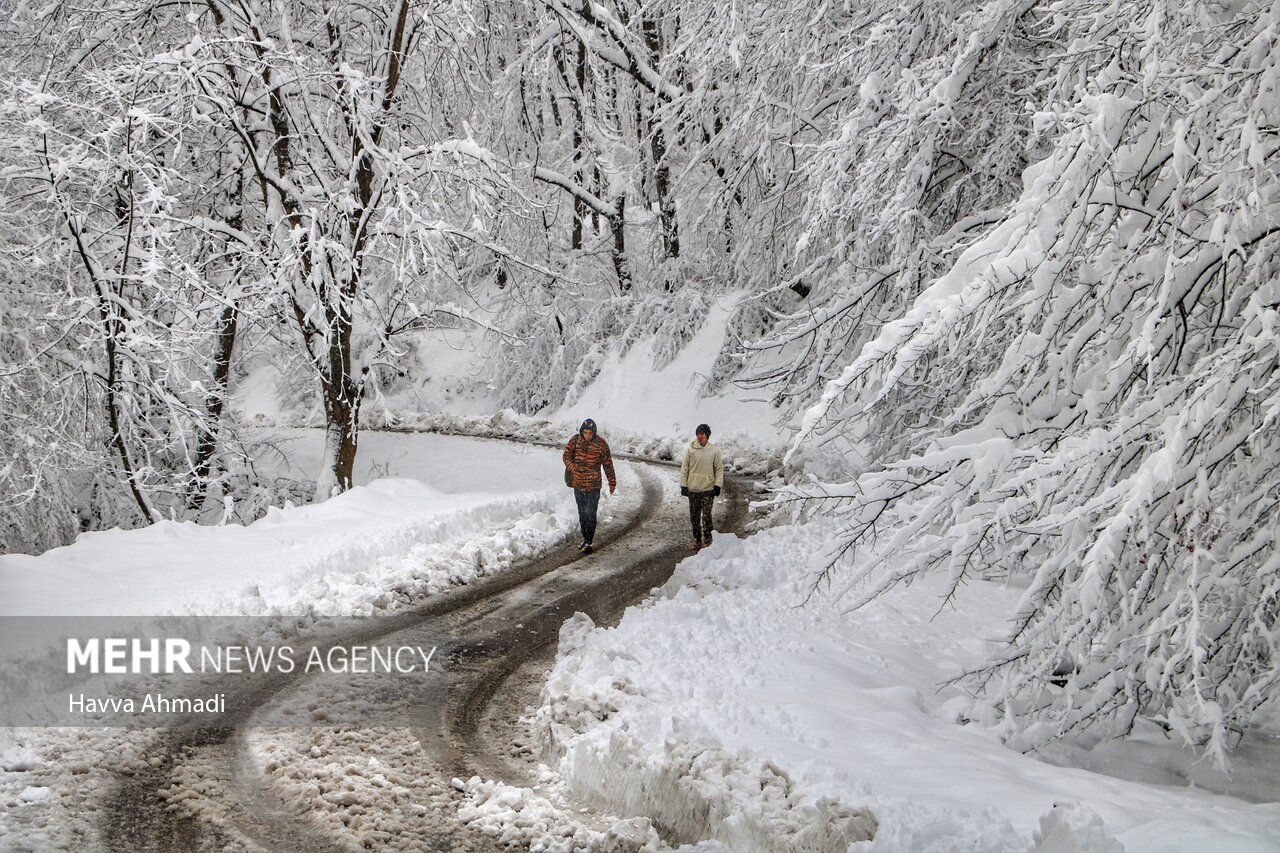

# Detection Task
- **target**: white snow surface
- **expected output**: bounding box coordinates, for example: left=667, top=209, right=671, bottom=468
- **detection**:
left=0, top=432, right=578, bottom=617
left=521, top=524, right=1280, bottom=852
left=234, top=291, right=791, bottom=478
left=554, top=295, right=780, bottom=441
left=3, top=368, right=1279, bottom=850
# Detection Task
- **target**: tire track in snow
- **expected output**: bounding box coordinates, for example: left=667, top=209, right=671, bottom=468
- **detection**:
left=104, top=456, right=751, bottom=851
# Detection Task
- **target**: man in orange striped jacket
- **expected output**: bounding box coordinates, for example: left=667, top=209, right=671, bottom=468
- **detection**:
left=563, top=418, right=617, bottom=554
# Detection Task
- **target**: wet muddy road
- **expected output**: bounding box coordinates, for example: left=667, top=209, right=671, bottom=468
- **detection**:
left=104, top=461, right=753, bottom=852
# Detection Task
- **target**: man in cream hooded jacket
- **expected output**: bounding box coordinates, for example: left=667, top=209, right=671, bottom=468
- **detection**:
left=679, top=423, right=724, bottom=551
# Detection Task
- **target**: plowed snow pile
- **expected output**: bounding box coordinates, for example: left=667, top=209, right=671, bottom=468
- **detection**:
left=506, top=523, right=1280, bottom=852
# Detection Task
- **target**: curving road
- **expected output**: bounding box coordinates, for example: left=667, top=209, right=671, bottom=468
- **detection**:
left=104, top=458, right=753, bottom=852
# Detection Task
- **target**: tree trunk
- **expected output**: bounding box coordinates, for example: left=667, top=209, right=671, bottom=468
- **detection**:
left=188, top=302, right=238, bottom=509
left=310, top=0, right=406, bottom=499
left=188, top=162, right=245, bottom=509
left=650, top=120, right=679, bottom=262
left=102, top=318, right=157, bottom=523
left=54, top=140, right=157, bottom=524
left=641, top=17, right=679, bottom=268
left=572, top=39, right=588, bottom=250
left=610, top=194, right=630, bottom=293
left=315, top=397, right=359, bottom=499
left=314, top=312, right=361, bottom=498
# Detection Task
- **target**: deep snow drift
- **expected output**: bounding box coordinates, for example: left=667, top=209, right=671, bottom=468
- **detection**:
left=474, top=523, right=1280, bottom=852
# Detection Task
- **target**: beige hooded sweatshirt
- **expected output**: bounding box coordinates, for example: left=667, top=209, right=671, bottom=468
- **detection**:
left=680, top=439, right=724, bottom=494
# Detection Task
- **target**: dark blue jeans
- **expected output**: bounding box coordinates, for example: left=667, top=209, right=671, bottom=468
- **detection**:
left=574, top=488, right=601, bottom=544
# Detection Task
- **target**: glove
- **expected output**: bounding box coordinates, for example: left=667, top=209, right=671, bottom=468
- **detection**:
left=680, top=486, right=689, bottom=497
left=713, top=485, right=721, bottom=497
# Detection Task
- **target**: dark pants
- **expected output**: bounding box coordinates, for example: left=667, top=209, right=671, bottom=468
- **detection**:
left=574, top=488, right=601, bottom=544
left=688, top=491, right=715, bottom=545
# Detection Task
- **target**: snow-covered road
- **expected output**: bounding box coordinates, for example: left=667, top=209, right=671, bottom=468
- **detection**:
left=15, top=453, right=757, bottom=851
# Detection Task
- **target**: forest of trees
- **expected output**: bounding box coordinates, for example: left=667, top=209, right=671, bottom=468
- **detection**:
left=3, top=0, right=1276, bottom=764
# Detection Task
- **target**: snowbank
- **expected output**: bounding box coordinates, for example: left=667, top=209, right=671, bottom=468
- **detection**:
left=0, top=434, right=581, bottom=618
left=0, top=479, right=566, bottom=618
left=517, top=523, right=1280, bottom=852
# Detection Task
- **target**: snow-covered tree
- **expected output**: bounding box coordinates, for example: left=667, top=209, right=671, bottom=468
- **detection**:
left=160, top=0, right=516, bottom=497
left=1, top=13, right=267, bottom=533
left=477, top=0, right=758, bottom=413
left=5, top=0, right=535, bottom=507
left=758, top=0, right=1279, bottom=765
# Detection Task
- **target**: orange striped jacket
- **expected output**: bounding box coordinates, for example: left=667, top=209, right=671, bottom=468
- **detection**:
left=563, top=433, right=616, bottom=491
